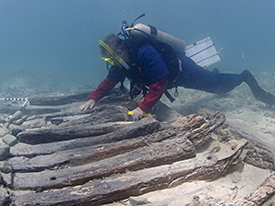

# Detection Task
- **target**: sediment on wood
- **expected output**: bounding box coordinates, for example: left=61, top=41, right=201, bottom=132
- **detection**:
left=13, top=134, right=196, bottom=190
left=28, top=91, right=91, bottom=106
left=17, top=121, right=130, bottom=144
left=241, top=173, right=275, bottom=206
left=11, top=116, right=161, bottom=157
left=11, top=139, right=247, bottom=206
left=9, top=128, right=177, bottom=172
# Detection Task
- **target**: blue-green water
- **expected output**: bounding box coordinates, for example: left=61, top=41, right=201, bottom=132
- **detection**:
left=1, top=0, right=274, bottom=92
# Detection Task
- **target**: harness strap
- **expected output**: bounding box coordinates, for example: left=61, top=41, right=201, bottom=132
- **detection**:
left=164, top=90, right=175, bottom=102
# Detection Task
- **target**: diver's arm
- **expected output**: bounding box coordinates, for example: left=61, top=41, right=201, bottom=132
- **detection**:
left=136, top=45, right=169, bottom=113
left=86, top=76, right=118, bottom=101
left=79, top=76, right=118, bottom=111
left=138, top=76, right=168, bottom=112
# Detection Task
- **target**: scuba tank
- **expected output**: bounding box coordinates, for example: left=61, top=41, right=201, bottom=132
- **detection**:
left=118, top=13, right=186, bottom=54
left=129, top=23, right=186, bottom=54
left=118, top=14, right=184, bottom=102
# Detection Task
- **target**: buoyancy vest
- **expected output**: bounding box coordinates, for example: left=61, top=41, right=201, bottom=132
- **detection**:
left=117, top=18, right=184, bottom=101
left=125, top=37, right=180, bottom=90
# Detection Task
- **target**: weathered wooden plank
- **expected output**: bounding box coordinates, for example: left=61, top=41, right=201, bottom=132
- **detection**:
left=28, top=91, right=91, bottom=106
left=17, top=121, right=130, bottom=144
left=12, top=139, right=247, bottom=206
left=10, top=116, right=161, bottom=157
left=13, top=134, right=196, bottom=190
left=20, top=102, right=86, bottom=129
left=191, top=111, right=226, bottom=146
left=28, top=88, right=132, bottom=107
left=20, top=102, right=83, bottom=117
left=58, top=104, right=129, bottom=127
left=173, top=111, right=226, bottom=146
left=241, top=173, right=275, bottom=206
left=10, top=111, right=225, bottom=172
left=9, top=128, right=176, bottom=172
left=22, top=105, right=62, bottom=116
left=17, top=105, right=130, bottom=144
left=216, top=117, right=275, bottom=170
left=21, top=103, right=125, bottom=129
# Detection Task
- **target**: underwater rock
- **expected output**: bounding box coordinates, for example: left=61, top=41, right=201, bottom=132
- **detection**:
left=129, top=196, right=149, bottom=205
left=0, top=186, right=9, bottom=206
left=2, top=134, right=17, bottom=146
left=0, top=161, right=13, bottom=189
left=185, top=195, right=204, bottom=206
left=0, top=146, right=9, bottom=161
left=0, top=115, right=9, bottom=125
left=0, top=124, right=8, bottom=138
left=8, top=124, right=24, bottom=136
left=0, top=161, right=12, bottom=174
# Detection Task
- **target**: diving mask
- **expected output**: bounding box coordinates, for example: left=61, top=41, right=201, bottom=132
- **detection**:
left=98, top=39, right=130, bottom=70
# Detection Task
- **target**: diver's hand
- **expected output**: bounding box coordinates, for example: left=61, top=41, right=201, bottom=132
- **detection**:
left=131, top=107, right=145, bottom=121
left=79, top=99, right=96, bottom=112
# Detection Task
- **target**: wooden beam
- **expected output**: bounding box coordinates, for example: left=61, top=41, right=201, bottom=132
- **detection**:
left=241, top=173, right=275, bottom=206
left=12, top=139, right=247, bottom=206
left=11, top=117, right=161, bottom=157
left=28, top=91, right=91, bottom=106
left=17, top=121, right=130, bottom=144
left=9, top=128, right=176, bottom=172
left=13, top=134, right=196, bottom=190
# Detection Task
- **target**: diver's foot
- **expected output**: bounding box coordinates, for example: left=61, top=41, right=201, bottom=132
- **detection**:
left=257, top=92, right=275, bottom=105
left=241, top=70, right=275, bottom=105
left=241, top=70, right=258, bottom=86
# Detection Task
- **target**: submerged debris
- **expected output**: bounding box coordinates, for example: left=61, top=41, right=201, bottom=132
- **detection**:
left=0, top=90, right=273, bottom=205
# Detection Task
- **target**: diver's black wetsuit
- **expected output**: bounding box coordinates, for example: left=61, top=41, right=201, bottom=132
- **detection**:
left=176, top=54, right=243, bottom=94
left=88, top=43, right=275, bottom=109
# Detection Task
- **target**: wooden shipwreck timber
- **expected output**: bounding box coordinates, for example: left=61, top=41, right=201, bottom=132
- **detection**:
left=0, top=90, right=275, bottom=205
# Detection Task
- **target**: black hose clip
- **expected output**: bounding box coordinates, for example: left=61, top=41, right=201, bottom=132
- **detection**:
left=120, top=20, right=129, bottom=39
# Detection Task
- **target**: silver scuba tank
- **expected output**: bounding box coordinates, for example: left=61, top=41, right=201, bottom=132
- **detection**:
left=130, top=23, right=186, bottom=53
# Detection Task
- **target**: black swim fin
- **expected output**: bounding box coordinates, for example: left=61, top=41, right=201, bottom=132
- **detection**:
left=241, top=70, right=275, bottom=105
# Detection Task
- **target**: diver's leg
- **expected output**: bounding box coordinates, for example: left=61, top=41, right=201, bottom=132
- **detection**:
left=177, top=54, right=243, bottom=94
left=241, top=70, right=275, bottom=105
left=177, top=54, right=275, bottom=105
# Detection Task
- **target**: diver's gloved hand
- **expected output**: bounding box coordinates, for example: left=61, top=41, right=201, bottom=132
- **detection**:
left=79, top=99, right=96, bottom=112
left=131, top=107, right=146, bottom=121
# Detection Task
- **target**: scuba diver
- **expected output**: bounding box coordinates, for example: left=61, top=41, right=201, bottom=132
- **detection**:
left=79, top=15, right=275, bottom=120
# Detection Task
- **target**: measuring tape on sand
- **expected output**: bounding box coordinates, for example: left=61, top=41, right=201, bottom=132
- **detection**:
left=0, top=97, right=28, bottom=101
left=0, top=97, right=29, bottom=108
